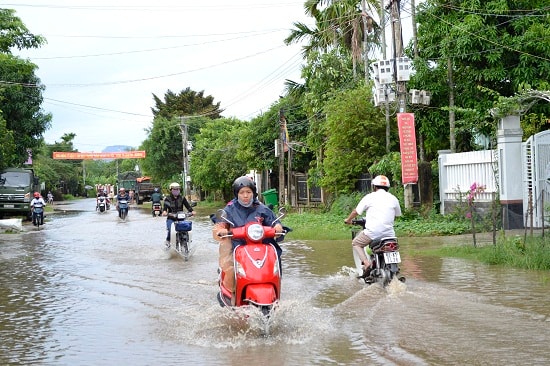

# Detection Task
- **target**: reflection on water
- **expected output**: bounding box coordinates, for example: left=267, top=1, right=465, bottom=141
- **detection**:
left=1, top=199, right=549, bottom=365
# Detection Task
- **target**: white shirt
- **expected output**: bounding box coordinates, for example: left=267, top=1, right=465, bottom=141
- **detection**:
left=31, top=197, right=46, bottom=208
left=355, top=189, right=401, bottom=239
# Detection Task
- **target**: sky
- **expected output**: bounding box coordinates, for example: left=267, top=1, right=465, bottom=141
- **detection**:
left=3, top=0, right=417, bottom=153
left=4, top=1, right=311, bottom=152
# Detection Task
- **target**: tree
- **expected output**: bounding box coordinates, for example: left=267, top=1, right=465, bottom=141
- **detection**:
left=33, top=133, right=83, bottom=196
left=0, top=115, right=16, bottom=171
left=191, top=118, right=248, bottom=201
left=151, top=87, right=223, bottom=120
left=411, top=0, right=550, bottom=155
left=320, top=83, right=387, bottom=193
left=142, top=88, right=223, bottom=182
left=285, top=0, right=381, bottom=76
left=0, top=9, right=46, bottom=52
left=0, top=9, right=50, bottom=167
left=140, top=116, right=186, bottom=182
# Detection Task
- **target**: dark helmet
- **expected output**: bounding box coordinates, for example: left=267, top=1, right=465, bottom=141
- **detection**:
left=153, top=187, right=160, bottom=193
left=232, top=176, right=257, bottom=199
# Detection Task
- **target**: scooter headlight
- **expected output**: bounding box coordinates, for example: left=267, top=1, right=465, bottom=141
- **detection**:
left=246, top=224, right=265, bottom=241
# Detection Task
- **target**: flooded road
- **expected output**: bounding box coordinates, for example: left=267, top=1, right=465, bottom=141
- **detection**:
left=1, top=198, right=549, bottom=365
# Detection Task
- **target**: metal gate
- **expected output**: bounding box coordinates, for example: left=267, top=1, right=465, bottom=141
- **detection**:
left=522, top=130, right=550, bottom=228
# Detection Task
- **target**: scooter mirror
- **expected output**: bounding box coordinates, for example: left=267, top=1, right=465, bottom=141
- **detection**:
left=215, top=209, right=235, bottom=227
left=215, top=209, right=226, bottom=220
left=276, top=207, right=287, bottom=221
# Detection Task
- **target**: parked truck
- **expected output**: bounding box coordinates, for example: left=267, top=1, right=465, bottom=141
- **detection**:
left=117, top=171, right=158, bottom=204
left=0, top=167, right=41, bottom=220
left=134, top=176, right=156, bottom=204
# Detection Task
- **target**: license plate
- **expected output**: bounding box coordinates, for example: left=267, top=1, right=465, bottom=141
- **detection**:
left=3, top=204, right=14, bottom=208
left=384, top=251, right=401, bottom=264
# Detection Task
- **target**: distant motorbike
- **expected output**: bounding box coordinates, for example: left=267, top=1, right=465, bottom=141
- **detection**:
left=215, top=208, right=288, bottom=317
left=351, top=219, right=405, bottom=286
left=152, top=202, right=162, bottom=217
left=167, top=211, right=194, bottom=260
left=32, top=206, right=44, bottom=228
left=117, top=199, right=129, bottom=220
left=96, top=196, right=109, bottom=213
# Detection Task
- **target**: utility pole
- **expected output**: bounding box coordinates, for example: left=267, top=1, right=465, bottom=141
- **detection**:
left=390, top=0, right=414, bottom=209
left=381, top=0, right=391, bottom=153
left=179, top=118, right=191, bottom=200
left=278, top=109, right=286, bottom=207
left=361, top=0, right=370, bottom=83
left=390, top=0, right=406, bottom=114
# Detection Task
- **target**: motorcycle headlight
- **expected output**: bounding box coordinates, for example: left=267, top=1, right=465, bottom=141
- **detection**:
left=246, top=224, right=265, bottom=241
left=176, top=213, right=186, bottom=219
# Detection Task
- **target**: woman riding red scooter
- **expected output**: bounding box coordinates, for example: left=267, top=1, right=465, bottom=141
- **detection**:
left=212, top=176, right=286, bottom=311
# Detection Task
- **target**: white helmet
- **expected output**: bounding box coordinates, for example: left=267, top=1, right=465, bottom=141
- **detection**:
left=372, top=175, right=390, bottom=188
left=169, top=182, right=181, bottom=190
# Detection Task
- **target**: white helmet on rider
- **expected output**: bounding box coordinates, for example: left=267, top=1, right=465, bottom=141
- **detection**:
left=372, top=175, right=390, bottom=190
left=169, top=182, right=181, bottom=190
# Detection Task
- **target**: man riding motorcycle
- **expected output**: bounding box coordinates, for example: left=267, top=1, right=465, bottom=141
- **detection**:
left=116, top=187, right=130, bottom=210
left=151, top=187, right=163, bottom=204
left=30, top=192, right=46, bottom=226
left=344, top=175, right=402, bottom=280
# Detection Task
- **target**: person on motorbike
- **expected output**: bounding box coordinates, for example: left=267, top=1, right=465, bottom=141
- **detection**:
left=116, top=187, right=130, bottom=211
left=47, top=191, right=54, bottom=205
left=96, top=187, right=110, bottom=210
left=30, top=192, right=46, bottom=226
left=162, top=182, right=196, bottom=248
left=212, top=176, right=284, bottom=296
left=344, top=175, right=402, bottom=279
left=151, top=187, right=163, bottom=205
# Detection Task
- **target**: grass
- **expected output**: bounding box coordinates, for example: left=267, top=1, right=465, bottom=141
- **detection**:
left=216, top=202, right=550, bottom=272
left=414, top=235, right=550, bottom=273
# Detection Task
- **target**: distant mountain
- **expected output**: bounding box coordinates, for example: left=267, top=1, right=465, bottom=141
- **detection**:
left=102, top=145, right=133, bottom=153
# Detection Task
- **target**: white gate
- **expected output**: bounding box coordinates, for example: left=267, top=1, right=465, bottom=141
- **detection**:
left=522, top=130, right=550, bottom=228
left=438, top=150, right=497, bottom=214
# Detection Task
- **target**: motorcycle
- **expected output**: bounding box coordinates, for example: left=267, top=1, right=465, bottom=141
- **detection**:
left=167, top=211, right=194, bottom=260
left=152, top=202, right=162, bottom=217
left=32, top=206, right=44, bottom=228
left=214, top=208, right=288, bottom=317
left=117, top=199, right=129, bottom=220
left=351, top=219, right=405, bottom=286
left=96, top=196, right=109, bottom=213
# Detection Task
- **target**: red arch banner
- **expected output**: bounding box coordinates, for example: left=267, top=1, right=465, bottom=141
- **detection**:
left=53, top=151, right=146, bottom=160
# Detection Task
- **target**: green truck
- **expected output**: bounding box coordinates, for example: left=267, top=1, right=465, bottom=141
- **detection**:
left=0, top=168, right=41, bottom=220
left=117, top=171, right=157, bottom=204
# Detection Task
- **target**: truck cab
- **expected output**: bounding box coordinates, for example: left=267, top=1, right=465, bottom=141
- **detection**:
left=0, top=168, right=40, bottom=220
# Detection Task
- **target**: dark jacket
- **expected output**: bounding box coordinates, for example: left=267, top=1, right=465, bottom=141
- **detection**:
left=163, top=194, right=193, bottom=215
left=151, top=192, right=163, bottom=203
left=116, top=193, right=130, bottom=202
left=222, top=199, right=281, bottom=247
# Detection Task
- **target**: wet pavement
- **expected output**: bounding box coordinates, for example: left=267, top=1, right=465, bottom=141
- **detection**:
left=1, top=198, right=549, bottom=365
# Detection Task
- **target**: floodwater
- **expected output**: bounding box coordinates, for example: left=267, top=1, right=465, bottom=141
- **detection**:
left=1, top=198, right=549, bottom=365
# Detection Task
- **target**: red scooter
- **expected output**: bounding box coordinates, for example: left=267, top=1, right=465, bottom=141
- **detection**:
left=215, top=208, right=287, bottom=317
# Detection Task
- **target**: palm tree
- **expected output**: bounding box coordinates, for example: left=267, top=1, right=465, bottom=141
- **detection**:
left=285, top=0, right=381, bottom=77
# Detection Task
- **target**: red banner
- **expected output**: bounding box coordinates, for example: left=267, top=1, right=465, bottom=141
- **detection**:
left=397, top=113, right=418, bottom=184
left=53, top=151, right=146, bottom=160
